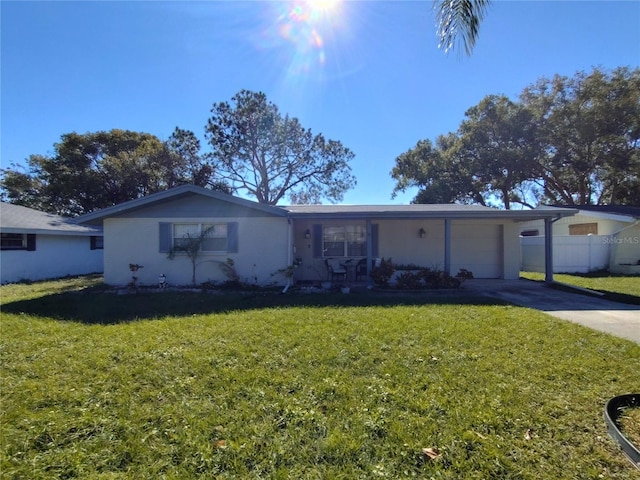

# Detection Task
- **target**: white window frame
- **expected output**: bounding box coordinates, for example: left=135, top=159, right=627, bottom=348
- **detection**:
left=323, top=225, right=366, bottom=257
left=1, top=233, right=26, bottom=250
left=173, top=223, right=228, bottom=253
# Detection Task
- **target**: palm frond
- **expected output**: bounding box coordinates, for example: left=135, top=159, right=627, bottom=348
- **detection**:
left=435, top=0, right=491, bottom=56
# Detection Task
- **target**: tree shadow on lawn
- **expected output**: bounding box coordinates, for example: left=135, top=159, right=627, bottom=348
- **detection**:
left=1, top=288, right=507, bottom=325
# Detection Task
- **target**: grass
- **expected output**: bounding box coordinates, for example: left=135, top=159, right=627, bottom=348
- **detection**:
left=2, top=277, right=640, bottom=479
left=619, top=408, right=640, bottom=454
left=520, top=271, right=640, bottom=303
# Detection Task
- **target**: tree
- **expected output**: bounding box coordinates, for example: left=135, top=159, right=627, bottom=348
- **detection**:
left=392, top=99, right=540, bottom=209
left=434, top=0, right=492, bottom=56
left=165, top=127, right=231, bottom=193
left=391, top=135, right=483, bottom=205
left=455, top=95, right=541, bottom=209
left=521, top=67, right=640, bottom=205
left=205, top=90, right=356, bottom=205
left=1, top=129, right=227, bottom=216
left=391, top=68, right=640, bottom=208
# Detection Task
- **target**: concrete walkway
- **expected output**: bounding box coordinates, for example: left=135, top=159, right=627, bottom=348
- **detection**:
left=463, top=279, right=640, bottom=344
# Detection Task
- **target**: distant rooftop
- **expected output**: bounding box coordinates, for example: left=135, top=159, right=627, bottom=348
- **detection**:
left=549, top=204, right=640, bottom=218
left=0, top=202, right=102, bottom=236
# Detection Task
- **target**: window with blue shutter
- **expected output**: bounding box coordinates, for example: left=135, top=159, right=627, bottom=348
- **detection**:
left=371, top=224, right=379, bottom=258
left=1, top=233, right=27, bottom=250
left=160, top=222, right=237, bottom=254
left=227, top=222, right=239, bottom=253
left=312, top=223, right=378, bottom=258
left=159, top=223, right=172, bottom=253
left=26, top=234, right=36, bottom=251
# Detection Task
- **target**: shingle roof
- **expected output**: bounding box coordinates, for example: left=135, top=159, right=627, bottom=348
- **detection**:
left=0, top=203, right=102, bottom=236
left=74, top=185, right=578, bottom=224
left=281, top=203, right=577, bottom=220
left=550, top=204, right=640, bottom=218
left=76, top=184, right=288, bottom=225
left=282, top=204, right=492, bottom=214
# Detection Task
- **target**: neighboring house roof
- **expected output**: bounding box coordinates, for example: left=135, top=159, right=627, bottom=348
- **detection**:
left=75, top=185, right=578, bottom=224
left=556, top=205, right=640, bottom=217
left=0, top=202, right=102, bottom=236
left=76, top=184, right=288, bottom=225
left=548, top=204, right=640, bottom=223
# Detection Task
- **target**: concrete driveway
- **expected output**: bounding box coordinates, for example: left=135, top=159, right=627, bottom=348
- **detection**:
left=464, top=279, right=640, bottom=344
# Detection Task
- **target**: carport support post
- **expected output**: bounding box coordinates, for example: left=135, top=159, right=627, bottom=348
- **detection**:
left=444, top=218, right=451, bottom=274
left=544, top=217, right=554, bottom=285
left=366, top=219, right=373, bottom=287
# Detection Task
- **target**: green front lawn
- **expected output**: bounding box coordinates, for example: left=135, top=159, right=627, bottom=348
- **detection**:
left=1, top=277, right=639, bottom=478
left=520, top=271, right=640, bottom=299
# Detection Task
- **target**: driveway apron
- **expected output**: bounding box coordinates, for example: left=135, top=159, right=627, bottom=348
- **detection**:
left=464, top=279, right=640, bottom=344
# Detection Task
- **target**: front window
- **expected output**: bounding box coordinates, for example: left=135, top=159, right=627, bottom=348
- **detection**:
left=323, top=225, right=366, bottom=257
left=174, top=223, right=227, bottom=252
left=1, top=233, right=26, bottom=250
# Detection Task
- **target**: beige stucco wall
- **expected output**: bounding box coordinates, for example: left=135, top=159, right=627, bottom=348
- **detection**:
left=104, top=216, right=290, bottom=287
left=502, top=221, right=522, bottom=279
left=292, top=218, right=521, bottom=281
left=377, top=219, right=446, bottom=268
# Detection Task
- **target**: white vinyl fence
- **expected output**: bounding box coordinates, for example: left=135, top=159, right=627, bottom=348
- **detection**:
left=521, top=235, right=611, bottom=273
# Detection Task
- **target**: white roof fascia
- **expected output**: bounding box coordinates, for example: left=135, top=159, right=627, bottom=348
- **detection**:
left=284, top=206, right=578, bottom=221
left=573, top=209, right=636, bottom=223
left=0, top=227, right=101, bottom=237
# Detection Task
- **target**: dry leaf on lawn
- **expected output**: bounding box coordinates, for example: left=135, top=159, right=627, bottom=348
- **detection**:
left=422, top=447, right=441, bottom=459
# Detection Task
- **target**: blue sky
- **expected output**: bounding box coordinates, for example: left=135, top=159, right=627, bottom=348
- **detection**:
left=2, top=1, right=639, bottom=205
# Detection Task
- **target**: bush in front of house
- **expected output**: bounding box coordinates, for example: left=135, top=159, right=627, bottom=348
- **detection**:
left=370, top=261, right=472, bottom=290
left=369, top=258, right=395, bottom=287
left=420, top=268, right=461, bottom=289
left=395, top=270, right=425, bottom=289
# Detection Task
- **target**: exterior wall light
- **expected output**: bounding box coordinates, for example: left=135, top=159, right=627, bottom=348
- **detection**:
left=419, top=228, right=426, bottom=238
left=304, top=229, right=311, bottom=239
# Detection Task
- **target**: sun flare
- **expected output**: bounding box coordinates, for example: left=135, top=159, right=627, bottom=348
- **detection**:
left=259, top=0, right=353, bottom=81
left=304, top=0, right=342, bottom=15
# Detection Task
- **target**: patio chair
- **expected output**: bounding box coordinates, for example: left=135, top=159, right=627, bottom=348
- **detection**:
left=355, top=258, right=368, bottom=281
left=325, top=258, right=347, bottom=282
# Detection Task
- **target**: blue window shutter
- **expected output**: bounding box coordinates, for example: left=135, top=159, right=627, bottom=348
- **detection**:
left=227, top=222, right=239, bottom=253
left=371, top=224, right=379, bottom=258
left=312, top=224, right=322, bottom=258
left=159, top=223, right=172, bottom=253
left=26, top=234, right=36, bottom=251
left=90, top=236, right=97, bottom=250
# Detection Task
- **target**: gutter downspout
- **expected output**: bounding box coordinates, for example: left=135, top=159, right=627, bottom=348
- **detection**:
left=283, top=216, right=293, bottom=293
left=444, top=218, right=451, bottom=275
left=366, top=219, right=373, bottom=288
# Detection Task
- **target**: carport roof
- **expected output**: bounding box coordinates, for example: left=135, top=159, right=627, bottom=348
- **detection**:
left=281, top=204, right=577, bottom=221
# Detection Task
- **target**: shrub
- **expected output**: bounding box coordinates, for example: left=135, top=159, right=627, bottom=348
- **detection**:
left=395, top=271, right=424, bottom=289
left=456, top=268, right=474, bottom=281
left=394, top=263, right=424, bottom=271
left=370, top=258, right=395, bottom=287
left=420, top=269, right=461, bottom=289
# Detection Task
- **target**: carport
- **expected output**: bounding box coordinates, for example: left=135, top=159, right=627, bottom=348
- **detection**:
left=283, top=204, right=577, bottom=284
